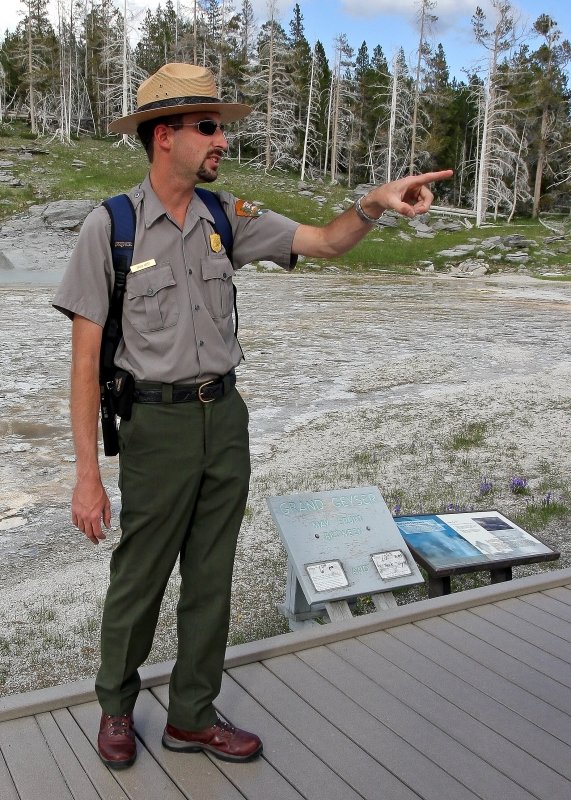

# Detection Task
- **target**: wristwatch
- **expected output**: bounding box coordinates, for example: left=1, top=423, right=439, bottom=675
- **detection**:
left=354, top=195, right=384, bottom=225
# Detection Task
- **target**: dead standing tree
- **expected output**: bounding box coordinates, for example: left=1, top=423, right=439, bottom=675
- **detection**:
left=409, top=0, right=437, bottom=176
left=472, top=0, right=519, bottom=226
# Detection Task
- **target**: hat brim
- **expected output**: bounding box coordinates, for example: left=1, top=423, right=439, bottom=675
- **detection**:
left=108, top=101, right=252, bottom=135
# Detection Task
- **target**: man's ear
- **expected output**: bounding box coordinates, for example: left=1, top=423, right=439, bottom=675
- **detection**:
left=154, top=122, right=173, bottom=153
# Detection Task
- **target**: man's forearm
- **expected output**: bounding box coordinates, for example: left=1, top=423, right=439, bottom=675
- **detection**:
left=71, top=356, right=101, bottom=478
left=70, top=316, right=104, bottom=479
left=292, top=170, right=453, bottom=259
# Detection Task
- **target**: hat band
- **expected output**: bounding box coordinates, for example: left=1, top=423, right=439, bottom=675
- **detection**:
left=137, top=95, right=222, bottom=113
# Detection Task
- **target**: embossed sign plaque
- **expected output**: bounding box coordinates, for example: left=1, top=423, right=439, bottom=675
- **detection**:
left=267, top=486, right=423, bottom=608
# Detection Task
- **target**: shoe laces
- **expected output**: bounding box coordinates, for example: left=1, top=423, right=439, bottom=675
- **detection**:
left=105, top=714, right=132, bottom=736
left=215, top=718, right=236, bottom=735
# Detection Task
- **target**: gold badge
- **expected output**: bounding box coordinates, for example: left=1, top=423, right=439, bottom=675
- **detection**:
left=210, top=233, right=222, bottom=253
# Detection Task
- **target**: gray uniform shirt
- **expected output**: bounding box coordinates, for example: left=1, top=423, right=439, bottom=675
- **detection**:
left=53, top=176, right=299, bottom=382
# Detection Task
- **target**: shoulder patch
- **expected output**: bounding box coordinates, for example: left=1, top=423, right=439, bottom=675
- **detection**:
left=235, top=199, right=267, bottom=218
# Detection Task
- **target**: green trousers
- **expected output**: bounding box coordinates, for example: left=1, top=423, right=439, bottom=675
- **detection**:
left=95, top=388, right=251, bottom=730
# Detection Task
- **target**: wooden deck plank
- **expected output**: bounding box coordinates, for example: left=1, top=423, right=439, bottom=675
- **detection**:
left=217, top=670, right=367, bottom=800
left=224, top=662, right=419, bottom=800
left=471, top=604, right=571, bottom=659
left=51, top=708, right=131, bottom=800
left=543, top=587, right=571, bottom=606
left=524, top=592, right=571, bottom=623
left=0, top=716, right=74, bottom=800
left=444, top=609, right=571, bottom=687
left=520, top=592, right=571, bottom=621
left=35, top=712, right=102, bottom=800
left=0, top=749, right=20, bottom=800
left=496, top=597, right=571, bottom=641
left=265, top=652, right=481, bottom=800
left=153, top=683, right=305, bottom=800
left=405, top=618, right=571, bottom=739
left=69, top=700, right=188, bottom=800
left=349, top=632, right=571, bottom=791
left=132, top=689, right=246, bottom=800
left=298, top=644, right=538, bottom=800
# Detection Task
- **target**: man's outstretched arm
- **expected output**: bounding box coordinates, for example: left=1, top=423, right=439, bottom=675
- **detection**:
left=292, top=170, right=453, bottom=259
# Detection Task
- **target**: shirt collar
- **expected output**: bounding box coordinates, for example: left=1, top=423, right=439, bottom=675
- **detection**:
left=139, top=174, right=215, bottom=228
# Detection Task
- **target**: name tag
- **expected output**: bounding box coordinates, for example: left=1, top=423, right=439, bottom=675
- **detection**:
left=131, top=258, right=156, bottom=273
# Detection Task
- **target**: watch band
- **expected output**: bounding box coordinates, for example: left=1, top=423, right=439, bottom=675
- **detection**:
left=354, top=195, right=383, bottom=225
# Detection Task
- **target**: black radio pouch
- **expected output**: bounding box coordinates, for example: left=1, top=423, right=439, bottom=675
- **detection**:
left=111, top=369, right=135, bottom=420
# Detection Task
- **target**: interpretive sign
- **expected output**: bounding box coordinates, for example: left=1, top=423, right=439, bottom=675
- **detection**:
left=394, top=510, right=559, bottom=575
left=267, top=486, right=424, bottom=614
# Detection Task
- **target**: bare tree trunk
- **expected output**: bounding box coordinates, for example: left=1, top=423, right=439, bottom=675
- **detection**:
left=265, top=2, right=275, bottom=171
left=475, top=78, right=491, bottom=227
left=410, top=2, right=427, bottom=175
left=193, top=0, right=197, bottom=65
left=387, top=56, right=398, bottom=183
left=301, top=46, right=315, bottom=182
left=218, top=0, right=225, bottom=93
left=532, top=106, right=549, bottom=218
left=323, top=73, right=333, bottom=178
left=27, top=3, right=37, bottom=134
left=508, top=123, right=526, bottom=223
left=121, top=0, right=129, bottom=144
left=330, top=41, right=341, bottom=183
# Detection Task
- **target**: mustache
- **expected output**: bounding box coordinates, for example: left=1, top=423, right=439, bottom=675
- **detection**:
left=207, top=147, right=227, bottom=159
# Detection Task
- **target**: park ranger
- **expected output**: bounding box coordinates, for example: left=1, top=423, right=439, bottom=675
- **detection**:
left=54, top=62, right=451, bottom=769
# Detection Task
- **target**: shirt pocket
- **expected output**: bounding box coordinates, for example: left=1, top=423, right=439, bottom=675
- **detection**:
left=201, top=254, right=234, bottom=319
left=125, top=262, right=179, bottom=332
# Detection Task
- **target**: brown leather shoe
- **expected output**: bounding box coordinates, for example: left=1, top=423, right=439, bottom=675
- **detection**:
left=162, top=717, right=262, bottom=762
left=98, top=713, right=136, bottom=769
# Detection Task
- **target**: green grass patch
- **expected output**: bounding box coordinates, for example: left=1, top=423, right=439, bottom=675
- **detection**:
left=446, top=421, right=488, bottom=450
left=513, top=499, right=569, bottom=532
left=1, top=122, right=569, bottom=273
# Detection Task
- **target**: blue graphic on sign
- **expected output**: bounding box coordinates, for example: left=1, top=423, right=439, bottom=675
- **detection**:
left=395, top=515, right=482, bottom=567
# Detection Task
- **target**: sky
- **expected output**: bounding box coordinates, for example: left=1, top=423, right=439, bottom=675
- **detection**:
left=1, top=0, right=570, bottom=82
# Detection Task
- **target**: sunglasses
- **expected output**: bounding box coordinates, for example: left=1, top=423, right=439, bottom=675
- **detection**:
left=168, top=120, right=226, bottom=136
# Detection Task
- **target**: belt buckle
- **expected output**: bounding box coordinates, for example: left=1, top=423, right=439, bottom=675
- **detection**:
left=198, top=380, right=215, bottom=403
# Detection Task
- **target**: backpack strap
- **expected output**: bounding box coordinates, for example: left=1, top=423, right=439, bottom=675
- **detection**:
left=195, top=187, right=233, bottom=260
left=195, top=187, right=238, bottom=337
left=99, top=193, right=136, bottom=456
left=100, top=194, right=136, bottom=372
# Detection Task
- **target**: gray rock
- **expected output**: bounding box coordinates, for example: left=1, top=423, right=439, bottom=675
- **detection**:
left=0, top=250, right=15, bottom=270
left=408, top=220, right=434, bottom=233
left=377, top=214, right=399, bottom=228
left=41, top=200, right=96, bottom=229
left=502, top=235, right=536, bottom=249
left=353, top=183, right=374, bottom=196
left=450, top=258, right=489, bottom=277
left=432, top=219, right=464, bottom=232
left=298, top=190, right=314, bottom=197
left=505, top=252, right=530, bottom=262
left=415, top=230, right=436, bottom=238
left=398, top=231, right=412, bottom=242
left=438, top=249, right=466, bottom=258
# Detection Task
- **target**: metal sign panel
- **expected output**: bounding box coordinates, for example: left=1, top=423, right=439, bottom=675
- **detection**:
left=267, top=486, right=424, bottom=607
left=395, top=510, right=559, bottom=575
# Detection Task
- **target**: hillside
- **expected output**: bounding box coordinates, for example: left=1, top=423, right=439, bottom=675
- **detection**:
left=1, top=123, right=570, bottom=278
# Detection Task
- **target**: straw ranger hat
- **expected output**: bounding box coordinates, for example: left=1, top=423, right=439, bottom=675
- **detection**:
left=108, top=63, right=252, bottom=135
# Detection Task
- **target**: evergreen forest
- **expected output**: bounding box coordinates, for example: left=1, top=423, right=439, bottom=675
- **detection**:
left=1, top=0, right=570, bottom=223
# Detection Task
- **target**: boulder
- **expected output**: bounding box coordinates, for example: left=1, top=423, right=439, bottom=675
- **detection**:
left=41, top=200, right=96, bottom=229
left=450, top=258, right=489, bottom=278
left=0, top=250, right=15, bottom=270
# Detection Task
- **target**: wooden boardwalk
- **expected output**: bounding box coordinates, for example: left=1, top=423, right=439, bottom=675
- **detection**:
left=1, top=567, right=570, bottom=800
